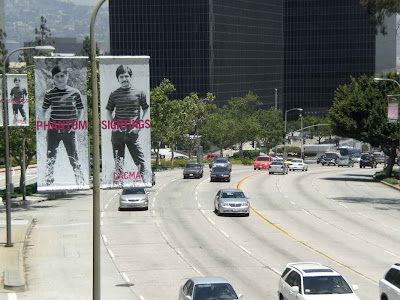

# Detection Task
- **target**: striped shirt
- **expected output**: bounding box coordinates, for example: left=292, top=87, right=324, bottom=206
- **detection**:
left=43, top=86, right=84, bottom=121
left=10, top=87, right=27, bottom=103
left=106, top=87, right=148, bottom=121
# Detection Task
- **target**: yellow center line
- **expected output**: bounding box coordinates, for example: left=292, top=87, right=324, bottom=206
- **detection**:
left=236, top=171, right=377, bottom=284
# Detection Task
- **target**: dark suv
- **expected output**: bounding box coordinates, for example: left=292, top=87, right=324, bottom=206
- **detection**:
left=360, top=153, right=377, bottom=168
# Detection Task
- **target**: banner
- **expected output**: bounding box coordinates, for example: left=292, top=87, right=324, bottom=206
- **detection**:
left=6, top=74, right=29, bottom=126
left=99, top=56, right=151, bottom=188
left=0, top=75, right=3, bottom=127
left=387, top=94, right=399, bottom=123
left=34, top=57, right=90, bottom=191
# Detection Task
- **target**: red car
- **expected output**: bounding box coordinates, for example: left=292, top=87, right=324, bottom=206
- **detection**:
left=253, top=156, right=273, bottom=170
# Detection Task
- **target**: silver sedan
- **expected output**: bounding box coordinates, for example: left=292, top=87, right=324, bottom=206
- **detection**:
left=118, top=187, right=149, bottom=210
left=178, top=276, right=243, bottom=300
left=214, top=189, right=250, bottom=217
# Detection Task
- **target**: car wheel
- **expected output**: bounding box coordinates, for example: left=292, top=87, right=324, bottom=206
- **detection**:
left=302, top=169, right=304, bottom=171
left=254, top=168, right=256, bottom=170
left=118, top=207, right=123, bottom=211
left=360, top=165, right=362, bottom=168
left=279, top=294, right=284, bottom=300
left=144, top=206, right=149, bottom=211
left=216, top=208, right=221, bottom=216
left=269, top=172, right=272, bottom=174
left=258, top=168, right=261, bottom=170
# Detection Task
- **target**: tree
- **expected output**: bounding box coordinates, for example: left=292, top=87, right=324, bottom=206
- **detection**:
left=359, top=0, right=400, bottom=34
left=0, top=29, right=7, bottom=73
left=227, top=92, right=261, bottom=160
left=256, top=107, right=284, bottom=154
left=20, top=16, right=53, bottom=66
left=150, top=79, right=176, bottom=166
left=328, top=73, right=399, bottom=176
left=76, top=36, right=100, bottom=56
left=201, top=108, right=236, bottom=157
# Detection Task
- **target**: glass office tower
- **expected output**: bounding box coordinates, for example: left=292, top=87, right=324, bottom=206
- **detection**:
left=283, top=0, right=376, bottom=116
left=109, top=0, right=284, bottom=107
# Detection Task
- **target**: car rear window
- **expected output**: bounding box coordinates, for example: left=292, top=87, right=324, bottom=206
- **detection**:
left=186, top=163, right=200, bottom=168
left=271, top=161, right=283, bottom=166
left=256, top=157, right=270, bottom=161
left=361, top=154, right=369, bottom=159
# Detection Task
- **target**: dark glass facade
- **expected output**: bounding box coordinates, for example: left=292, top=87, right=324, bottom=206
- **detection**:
left=109, top=0, right=284, bottom=107
left=284, top=0, right=375, bottom=117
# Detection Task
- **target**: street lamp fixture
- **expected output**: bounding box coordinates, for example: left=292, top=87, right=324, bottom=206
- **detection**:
left=283, top=108, right=303, bottom=161
left=2, top=45, right=55, bottom=247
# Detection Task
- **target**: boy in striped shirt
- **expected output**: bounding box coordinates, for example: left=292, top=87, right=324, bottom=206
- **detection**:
left=106, top=65, right=149, bottom=185
left=42, top=65, right=85, bottom=186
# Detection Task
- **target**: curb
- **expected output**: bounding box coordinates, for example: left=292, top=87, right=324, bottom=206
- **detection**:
left=374, top=177, right=400, bottom=191
left=3, top=217, right=35, bottom=291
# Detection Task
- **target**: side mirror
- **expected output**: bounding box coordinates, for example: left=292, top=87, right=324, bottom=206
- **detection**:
left=237, top=294, right=244, bottom=299
left=290, top=286, right=299, bottom=293
left=352, top=285, right=359, bottom=291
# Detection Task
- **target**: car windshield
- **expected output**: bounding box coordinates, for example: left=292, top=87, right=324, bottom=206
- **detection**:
left=361, top=154, right=370, bottom=159
left=186, top=163, right=200, bottom=168
left=325, top=153, right=337, bottom=158
left=221, top=191, right=245, bottom=198
left=122, top=188, right=146, bottom=195
left=215, top=159, right=228, bottom=163
left=256, top=157, right=270, bottom=161
left=213, top=167, right=229, bottom=172
left=271, top=162, right=283, bottom=166
left=374, top=154, right=384, bottom=158
left=193, top=283, right=238, bottom=300
left=303, top=276, right=352, bottom=294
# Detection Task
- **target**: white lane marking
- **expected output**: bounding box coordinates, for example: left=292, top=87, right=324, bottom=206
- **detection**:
left=7, top=294, right=17, bottom=300
left=302, top=209, right=310, bottom=214
left=207, top=218, right=215, bottom=225
left=102, top=234, right=108, bottom=245
left=290, top=201, right=295, bottom=205
left=220, top=230, right=229, bottom=238
left=152, top=210, right=156, bottom=216
left=201, top=210, right=206, bottom=214
left=195, top=191, right=198, bottom=195
left=155, top=222, right=160, bottom=227
left=153, top=197, right=156, bottom=203
left=139, top=296, right=146, bottom=300
left=101, top=212, right=104, bottom=218
left=198, top=203, right=201, bottom=208
left=160, top=231, right=168, bottom=241
left=239, top=246, right=251, bottom=255
left=337, top=202, right=348, bottom=209
left=272, top=268, right=282, bottom=276
left=152, top=202, right=155, bottom=208
left=385, top=250, right=398, bottom=257
left=108, top=249, right=115, bottom=259
left=358, top=212, right=367, bottom=218
left=192, top=266, right=203, bottom=276
left=105, top=204, right=109, bottom=209
left=121, top=272, right=130, bottom=283
left=100, top=221, right=104, bottom=227
left=113, top=191, right=119, bottom=198
left=177, top=250, right=182, bottom=256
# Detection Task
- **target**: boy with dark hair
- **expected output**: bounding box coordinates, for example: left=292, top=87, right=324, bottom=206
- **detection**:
left=42, top=65, right=85, bottom=186
left=106, top=64, right=149, bottom=185
left=10, top=77, right=28, bottom=124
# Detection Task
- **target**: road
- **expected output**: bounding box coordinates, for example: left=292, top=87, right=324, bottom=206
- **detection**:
left=2, top=163, right=399, bottom=299
left=0, top=166, right=38, bottom=190
left=100, top=164, right=399, bottom=299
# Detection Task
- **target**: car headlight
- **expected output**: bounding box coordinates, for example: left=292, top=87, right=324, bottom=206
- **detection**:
left=243, top=202, right=249, bottom=207
left=223, top=174, right=229, bottom=177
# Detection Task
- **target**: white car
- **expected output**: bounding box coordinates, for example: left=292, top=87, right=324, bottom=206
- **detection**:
left=278, top=262, right=360, bottom=299
left=289, top=159, right=308, bottom=171
left=379, top=263, right=400, bottom=300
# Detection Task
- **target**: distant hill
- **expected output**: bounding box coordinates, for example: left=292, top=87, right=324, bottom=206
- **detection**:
left=4, top=0, right=109, bottom=51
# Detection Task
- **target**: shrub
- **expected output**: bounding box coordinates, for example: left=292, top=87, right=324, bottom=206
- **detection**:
left=241, top=158, right=254, bottom=165
left=304, top=152, right=317, bottom=157
left=232, top=150, right=260, bottom=160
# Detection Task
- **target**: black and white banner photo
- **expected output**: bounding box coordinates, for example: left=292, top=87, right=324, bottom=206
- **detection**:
left=99, top=56, right=151, bottom=188
left=6, top=74, right=29, bottom=126
left=34, top=57, right=90, bottom=192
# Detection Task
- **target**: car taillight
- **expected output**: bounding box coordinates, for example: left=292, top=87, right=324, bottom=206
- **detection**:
left=370, top=158, right=372, bottom=162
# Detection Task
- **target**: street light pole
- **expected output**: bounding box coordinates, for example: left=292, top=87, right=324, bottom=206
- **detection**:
left=283, top=108, right=303, bottom=161
left=2, top=46, right=55, bottom=247
left=90, top=1, right=106, bottom=299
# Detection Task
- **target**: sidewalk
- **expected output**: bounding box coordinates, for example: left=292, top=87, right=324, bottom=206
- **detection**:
left=0, top=195, right=48, bottom=292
